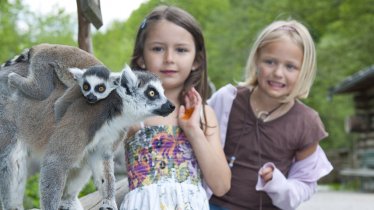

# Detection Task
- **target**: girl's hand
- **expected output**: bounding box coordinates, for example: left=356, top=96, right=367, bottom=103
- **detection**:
left=259, top=166, right=274, bottom=183
left=178, top=87, right=202, bottom=131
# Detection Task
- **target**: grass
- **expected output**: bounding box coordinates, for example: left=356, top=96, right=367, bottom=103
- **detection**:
left=24, top=173, right=96, bottom=209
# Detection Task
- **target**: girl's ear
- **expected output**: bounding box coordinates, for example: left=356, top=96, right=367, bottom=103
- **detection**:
left=192, top=60, right=200, bottom=71
left=192, top=52, right=203, bottom=71
left=136, top=57, right=146, bottom=69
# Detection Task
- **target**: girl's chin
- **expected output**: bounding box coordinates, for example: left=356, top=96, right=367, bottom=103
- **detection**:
left=266, top=90, right=288, bottom=99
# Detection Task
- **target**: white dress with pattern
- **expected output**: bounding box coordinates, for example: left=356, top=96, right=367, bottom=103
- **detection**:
left=120, top=125, right=209, bottom=210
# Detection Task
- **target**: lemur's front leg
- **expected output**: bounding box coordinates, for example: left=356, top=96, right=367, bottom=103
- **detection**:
left=0, top=139, right=28, bottom=210
left=59, top=165, right=92, bottom=210
left=88, top=149, right=117, bottom=210
left=39, top=152, right=72, bottom=210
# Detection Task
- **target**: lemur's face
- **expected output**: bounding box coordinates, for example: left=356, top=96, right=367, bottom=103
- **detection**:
left=69, top=66, right=119, bottom=104
left=79, top=75, right=113, bottom=103
left=116, top=66, right=175, bottom=121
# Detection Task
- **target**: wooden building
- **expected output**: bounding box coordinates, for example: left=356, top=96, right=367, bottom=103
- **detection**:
left=329, top=65, right=374, bottom=191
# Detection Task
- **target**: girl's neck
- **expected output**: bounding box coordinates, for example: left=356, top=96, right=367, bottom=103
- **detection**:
left=250, top=86, right=294, bottom=121
left=251, top=86, right=282, bottom=111
left=164, top=87, right=182, bottom=107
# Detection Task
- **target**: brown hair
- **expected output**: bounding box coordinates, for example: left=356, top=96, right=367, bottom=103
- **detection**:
left=130, top=5, right=208, bottom=105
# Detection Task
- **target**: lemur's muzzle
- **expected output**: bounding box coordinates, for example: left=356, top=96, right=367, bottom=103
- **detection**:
left=86, top=93, right=98, bottom=103
left=153, top=100, right=175, bottom=117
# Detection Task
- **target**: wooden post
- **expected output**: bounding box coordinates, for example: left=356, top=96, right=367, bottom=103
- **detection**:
left=77, top=0, right=93, bottom=53
left=76, top=0, right=103, bottom=53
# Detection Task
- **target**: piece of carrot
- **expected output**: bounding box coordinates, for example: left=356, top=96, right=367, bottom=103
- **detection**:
left=182, top=108, right=194, bottom=120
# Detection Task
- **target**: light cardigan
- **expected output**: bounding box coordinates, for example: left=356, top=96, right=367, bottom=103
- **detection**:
left=206, top=84, right=333, bottom=210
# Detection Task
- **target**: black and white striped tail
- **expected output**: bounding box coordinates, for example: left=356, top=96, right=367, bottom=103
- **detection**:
left=1, top=48, right=30, bottom=68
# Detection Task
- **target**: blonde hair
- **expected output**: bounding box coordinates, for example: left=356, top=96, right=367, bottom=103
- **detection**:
left=239, top=20, right=316, bottom=102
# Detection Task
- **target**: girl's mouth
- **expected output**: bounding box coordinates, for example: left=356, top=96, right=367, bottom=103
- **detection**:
left=160, top=70, right=177, bottom=75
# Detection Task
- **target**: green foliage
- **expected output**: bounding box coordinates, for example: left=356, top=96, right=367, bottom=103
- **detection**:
left=0, top=0, right=76, bottom=63
left=24, top=174, right=40, bottom=209
left=79, top=179, right=97, bottom=197
left=23, top=173, right=97, bottom=209
left=0, top=0, right=30, bottom=61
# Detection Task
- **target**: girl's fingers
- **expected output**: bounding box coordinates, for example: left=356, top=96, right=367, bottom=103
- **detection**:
left=260, top=166, right=273, bottom=182
left=181, top=87, right=202, bottom=120
left=179, top=105, right=185, bottom=119
left=182, top=107, right=194, bottom=120
left=262, top=173, right=273, bottom=182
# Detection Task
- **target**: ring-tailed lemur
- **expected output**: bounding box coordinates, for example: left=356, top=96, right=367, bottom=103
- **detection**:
left=40, top=65, right=174, bottom=210
left=0, top=44, right=174, bottom=210
left=54, top=66, right=120, bottom=122
left=0, top=43, right=102, bottom=210
left=70, top=66, right=121, bottom=103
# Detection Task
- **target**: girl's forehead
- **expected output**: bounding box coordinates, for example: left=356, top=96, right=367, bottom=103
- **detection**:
left=148, top=20, right=186, bottom=33
left=260, top=35, right=302, bottom=52
left=146, top=20, right=195, bottom=45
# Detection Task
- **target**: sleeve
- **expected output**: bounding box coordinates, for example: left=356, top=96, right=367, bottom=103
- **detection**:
left=255, top=146, right=333, bottom=210
left=299, top=107, right=328, bottom=149
left=207, top=84, right=237, bottom=147
left=204, top=84, right=237, bottom=198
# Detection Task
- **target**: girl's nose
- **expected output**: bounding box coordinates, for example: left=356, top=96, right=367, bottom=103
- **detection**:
left=164, top=49, right=174, bottom=63
left=273, top=65, right=284, bottom=77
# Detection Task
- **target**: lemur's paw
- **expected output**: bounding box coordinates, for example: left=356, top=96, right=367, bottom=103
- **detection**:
left=7, top=72, right=20, bottom=88
left=59, top=198, right=83, bottom=210
left=99, top=199, right=118, bottom=210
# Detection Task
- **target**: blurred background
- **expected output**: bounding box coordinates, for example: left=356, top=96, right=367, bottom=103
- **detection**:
left=1, top=0, right=373, bottom=208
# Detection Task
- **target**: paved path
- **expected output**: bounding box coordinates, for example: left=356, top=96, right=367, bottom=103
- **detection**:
left=298, top=187, right=374, bottom=210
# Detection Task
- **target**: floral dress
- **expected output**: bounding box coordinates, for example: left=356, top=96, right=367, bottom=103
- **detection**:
left=120, top=125, right=209, bottom=210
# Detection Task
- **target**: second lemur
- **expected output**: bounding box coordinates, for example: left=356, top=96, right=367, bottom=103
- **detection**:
left=54, top=65, right=119, bottom=122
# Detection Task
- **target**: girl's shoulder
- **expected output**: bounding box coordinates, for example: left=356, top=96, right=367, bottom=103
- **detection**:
left=293, top=100, right=320, bottom=118
left=211, top=84, right=237, bottom=98
left=208, top=83, right=240, bottom=107
left=210, top=84, right=253, bottom=99
left=203, top=104, right=217, bottom=121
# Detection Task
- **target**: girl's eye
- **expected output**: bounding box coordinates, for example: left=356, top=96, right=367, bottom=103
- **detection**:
left=151, top=47, right=163, bottom=52
left=176, top=48, right=188, bottom=53
left=286, top=64, right=297, bottom=71
left=264, top=59, right=274, bottom=65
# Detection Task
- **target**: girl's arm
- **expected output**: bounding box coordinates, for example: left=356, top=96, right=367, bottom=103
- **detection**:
left=256, top=145, right=333, bottom=210
left=178, top=88, right=231, bottom=196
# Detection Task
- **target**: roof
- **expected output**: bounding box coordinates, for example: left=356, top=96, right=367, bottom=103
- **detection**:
left=329, top=65, right=374, bottom=95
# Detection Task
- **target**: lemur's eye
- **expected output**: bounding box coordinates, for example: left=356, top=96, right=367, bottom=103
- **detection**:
left=149, top=90, right=155, bottom=97
left=146, top=87, right=159, bottom=100
left=83, top=82, right=90, bottom=91
left=95, top=84, right=106, bottom=93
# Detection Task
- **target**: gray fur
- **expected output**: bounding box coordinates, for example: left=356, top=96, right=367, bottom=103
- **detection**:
left=54, top=66, right=119, bottom=122
left=7, top=43, right=102, bottom=100
left=39, top=65, right=174, bottom=210
left=0, top=44, right=174, bottom=210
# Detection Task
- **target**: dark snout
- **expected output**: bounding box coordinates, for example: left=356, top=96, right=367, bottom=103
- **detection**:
left=86, top=93, right=98, bottom=103
left=153, top=100, right=175, bottom=117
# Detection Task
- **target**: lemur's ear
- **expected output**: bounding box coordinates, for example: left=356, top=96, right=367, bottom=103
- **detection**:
left=120, top=65, right=137, bottom=95
left=68, top=67, right=85, bottom=81
left=109, top=72, right=121, bottom=88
